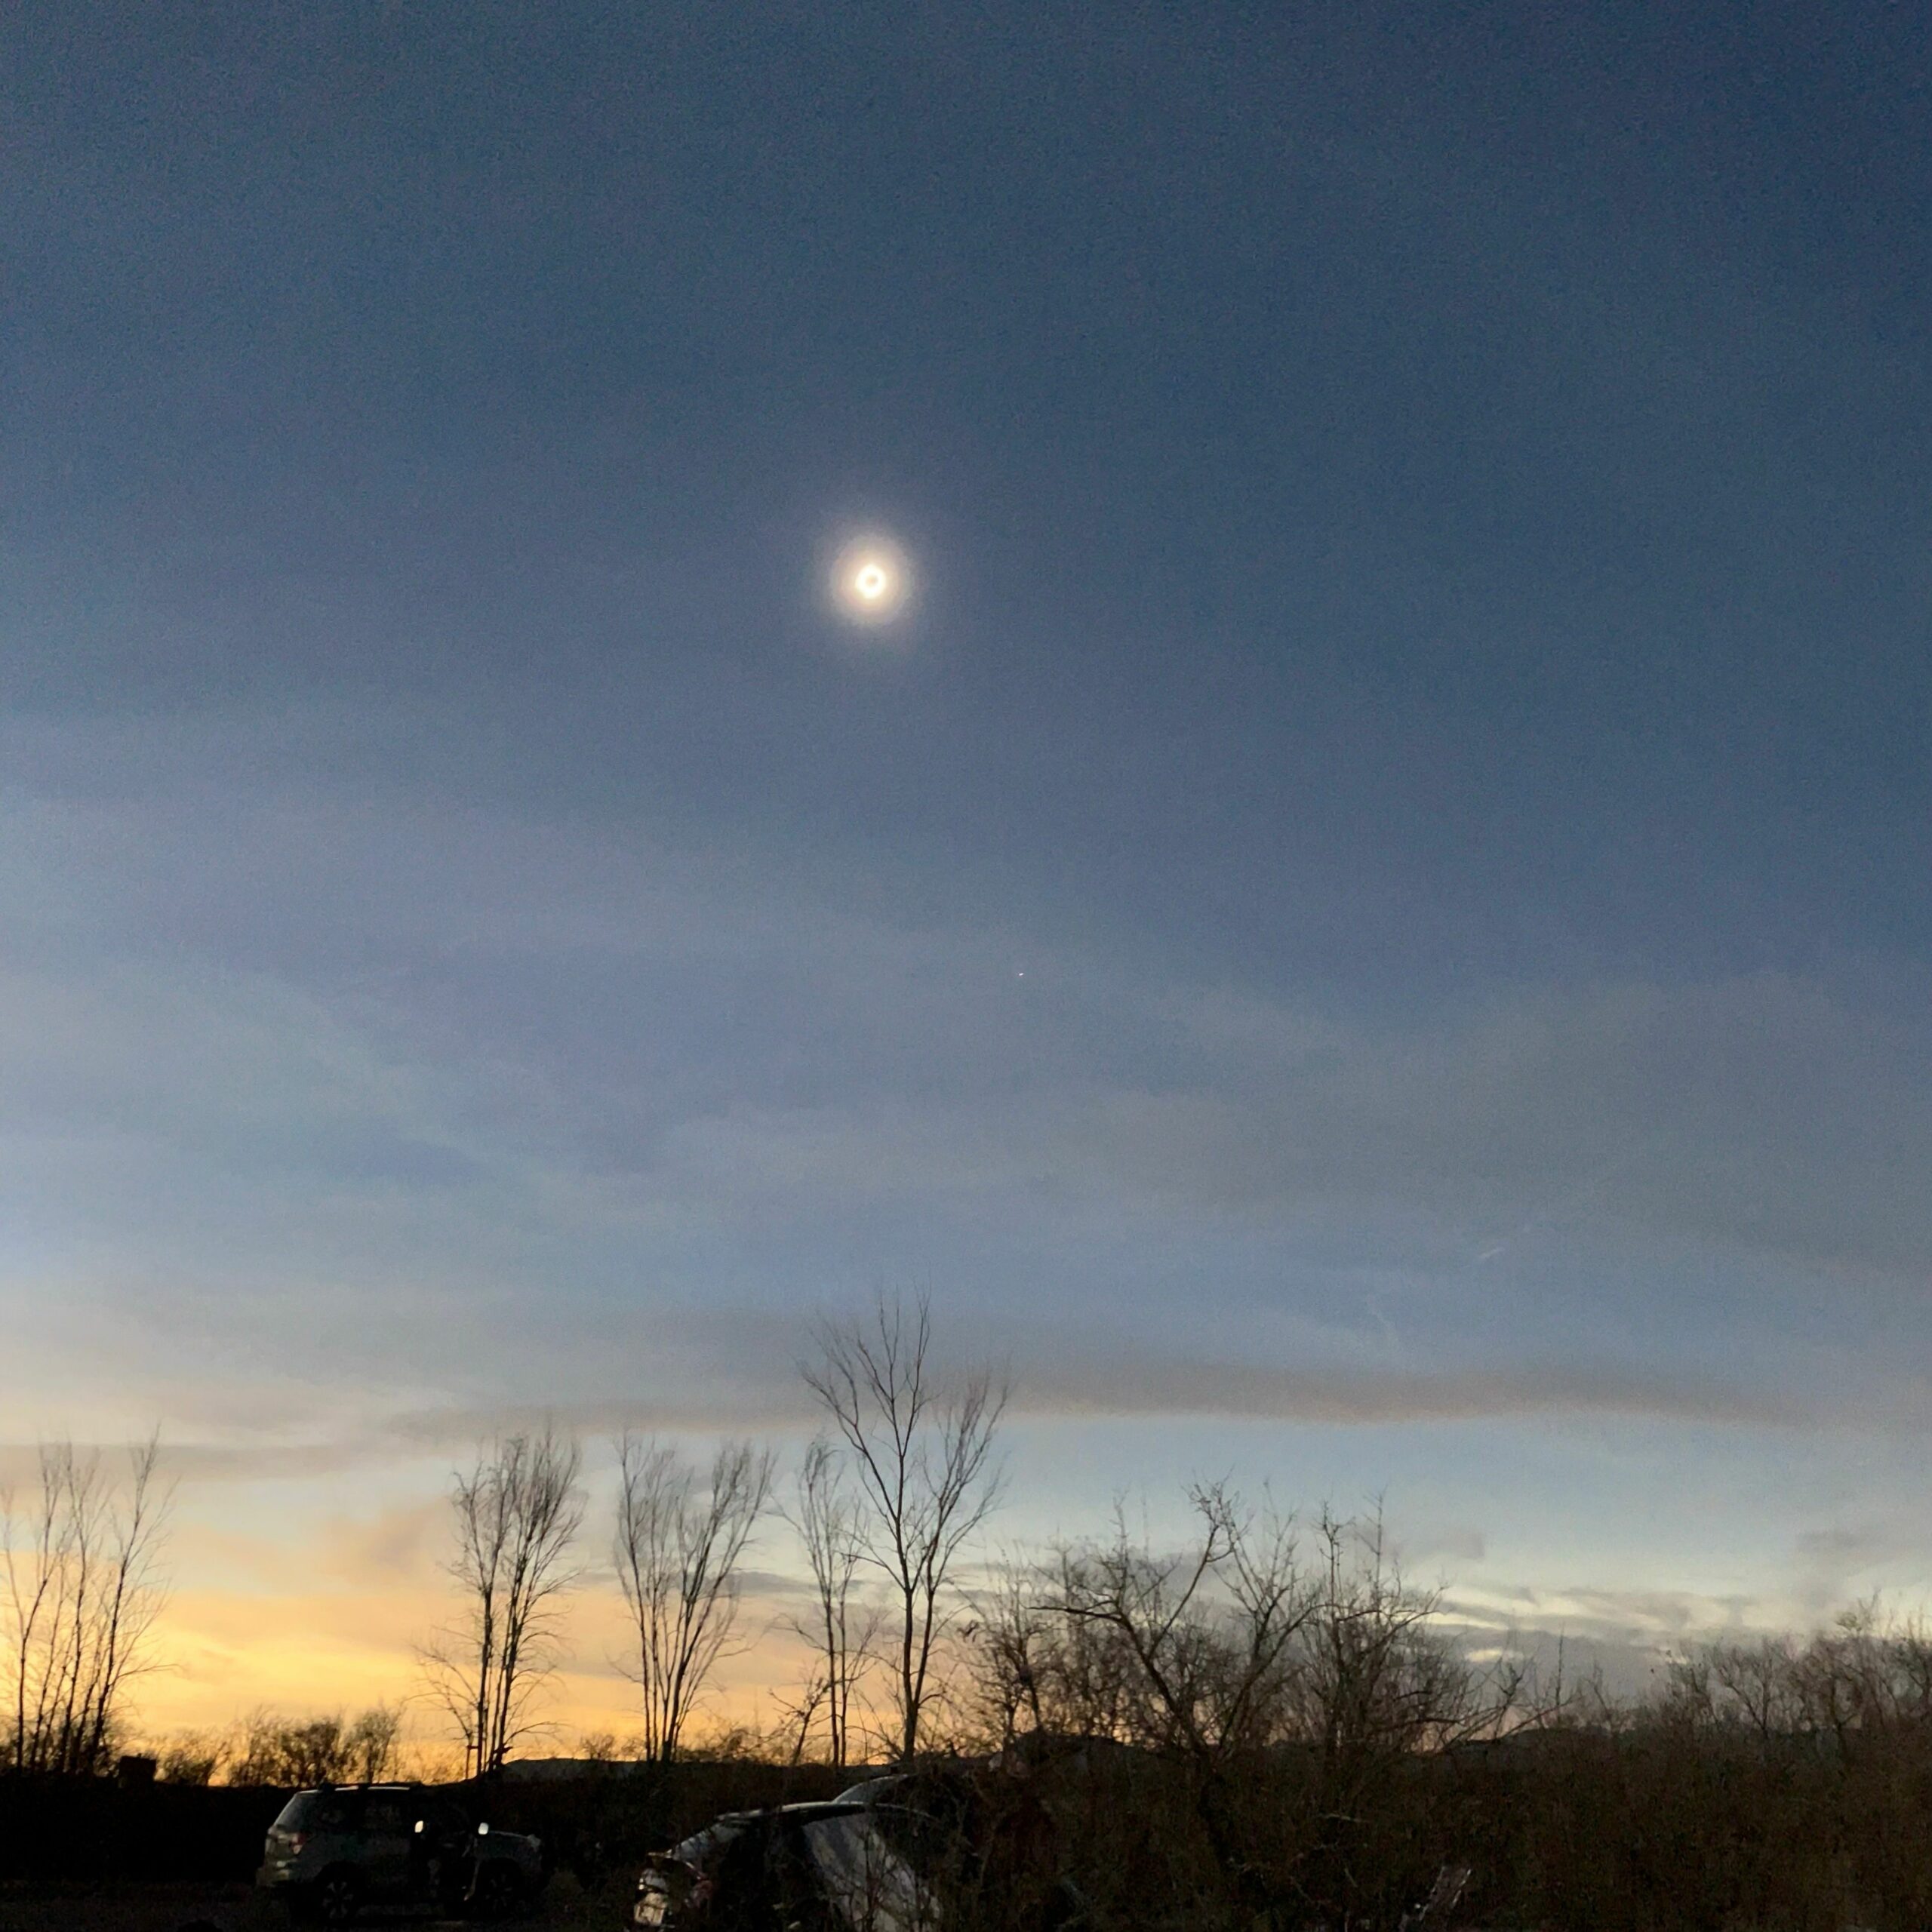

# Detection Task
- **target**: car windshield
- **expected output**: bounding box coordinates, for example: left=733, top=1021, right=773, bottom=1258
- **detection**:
left=869, top=1804, right=957, bottom=1866
left=671, top=1820, right=752, bottom=1868
left=835, top=1777, right=902, bottom=1804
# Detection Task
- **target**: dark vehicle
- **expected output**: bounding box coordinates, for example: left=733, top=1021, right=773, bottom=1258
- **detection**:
left=257, top=1781, right=546, bottom=1923
left=631, top=1774, right=1083, bottom=1932
left=631, top=1798, right=939, bottom=1932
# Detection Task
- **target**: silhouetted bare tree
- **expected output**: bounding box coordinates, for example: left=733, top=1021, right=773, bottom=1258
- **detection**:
left=229, top=1704, right=403, bottom=1786
left=614, top=1434, right=774, bottom=1762
left=1023, top=1491, right=1550, bottom=1924
left=802, top=1293, right=1007, bottom=1762
left=1052, top=1484, right=1309, bottom=1752
left=345, top=1702, right=405, bottom=1781
left=2, top=1434, right=170, bottom=1775
left=421, top=1426, right=583, bottom=1777
left=783, top=1435, right=880, bottom=1768
left=155, top=1727, right=229, bottom=1784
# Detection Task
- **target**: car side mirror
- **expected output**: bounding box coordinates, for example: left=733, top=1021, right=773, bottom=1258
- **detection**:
left=414, top=1820, right=426, bottom=1834
left=477, top=1822, right=490, bottom=1835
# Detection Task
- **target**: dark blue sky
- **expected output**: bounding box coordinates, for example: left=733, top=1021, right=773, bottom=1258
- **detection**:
left=3, top=2, right=1930, bottom=1666
left=12, top=1, right=1930, bottom=987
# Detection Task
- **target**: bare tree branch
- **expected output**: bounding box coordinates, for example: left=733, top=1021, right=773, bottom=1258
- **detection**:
left=801, top=1291, right=1008, bottom=1762
left=418, top=1426, right=583, bottom=1777
left=3, top=1434, right=171, bottom=1775
left=614, top=1434, right=775, bottom=1762
left=783, top=1435, right=881, bottom=1769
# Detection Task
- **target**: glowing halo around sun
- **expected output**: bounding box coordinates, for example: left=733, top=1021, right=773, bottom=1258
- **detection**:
left=829, top=535, right=912, bottom=626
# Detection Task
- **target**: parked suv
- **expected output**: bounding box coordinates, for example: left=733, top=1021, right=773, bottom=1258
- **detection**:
left=257, top=1781, right=546, bottom=1922
left=631, top=1799, right=934, bottom=1932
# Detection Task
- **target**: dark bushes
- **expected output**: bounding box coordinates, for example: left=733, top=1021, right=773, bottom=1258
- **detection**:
left=0, top=1759, right=849, bottom=1886
left=955, top=1509, right=1932, bottom=1930
left=0, top=1776, right=286, bottom=1882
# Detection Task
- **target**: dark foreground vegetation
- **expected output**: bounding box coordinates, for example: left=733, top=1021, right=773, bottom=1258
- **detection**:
left=0, top=1761, right=847, bottom=1888
left=9, top=1668, right=1932, bottom=1932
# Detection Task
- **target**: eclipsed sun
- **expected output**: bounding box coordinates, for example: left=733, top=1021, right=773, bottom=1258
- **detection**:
left=830, top=537, right=912, bottom=625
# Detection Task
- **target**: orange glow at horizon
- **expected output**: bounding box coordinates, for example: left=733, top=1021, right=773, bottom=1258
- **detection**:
left=120, top=1547, right=822, bottom=1758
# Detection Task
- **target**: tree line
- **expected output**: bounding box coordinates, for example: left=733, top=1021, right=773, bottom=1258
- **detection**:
left=1, top=1292, right=1005, bottom=1779
left=14, top=1290, right=1932, bottom=1826
left=419, top=1291, right=1005, bottom=1777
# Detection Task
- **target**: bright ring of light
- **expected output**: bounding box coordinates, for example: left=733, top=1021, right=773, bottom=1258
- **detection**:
left=829, top=536, right=911, bottom=625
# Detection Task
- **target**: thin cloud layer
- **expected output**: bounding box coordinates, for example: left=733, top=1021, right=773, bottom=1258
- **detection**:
left=2, top=728, right=1929, bottom=1447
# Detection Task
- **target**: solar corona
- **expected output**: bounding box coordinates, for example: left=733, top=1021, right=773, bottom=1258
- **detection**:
left=830, top=537, right=910, bottom=624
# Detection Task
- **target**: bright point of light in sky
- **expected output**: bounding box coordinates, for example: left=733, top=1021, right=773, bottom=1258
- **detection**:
left=829, top=535, right=911, bottom=624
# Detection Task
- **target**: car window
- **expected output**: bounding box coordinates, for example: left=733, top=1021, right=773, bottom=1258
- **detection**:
left=804, top=1814, right=924, bottom=1927
left=365, top=1796, right=411, bottom=1835
left=672, top=1820, right=749, bottom=1866
left=870, top=1804, right=956, bottom=1866
left=274, top=1792, right=358, bottom=1832
left=425, top=1798, right=471, bottom=1835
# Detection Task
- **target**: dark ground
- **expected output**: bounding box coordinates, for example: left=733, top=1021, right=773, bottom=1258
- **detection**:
left=0, top=1870, right=631, bottom=1930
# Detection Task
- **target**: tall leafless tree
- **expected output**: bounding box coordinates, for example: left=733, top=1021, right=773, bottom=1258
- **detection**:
left=783, top=1435, right=880, bottom=1769
left=613, top=1434, right=774, bottom=1763
left=420, top=1426, right=583, bottom=1778
left=801, top=1293, right=1007, bottom=1762
left=3, top=1434, right=170, bottom=1775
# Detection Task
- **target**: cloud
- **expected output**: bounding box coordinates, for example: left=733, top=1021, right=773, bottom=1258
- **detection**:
left=366, top=1323, right=1796, bottom=1451
left=1447, top=1581, right=1765, bottom=1651
left=4, top=715, right=1931, bottom=1449
left=315, top=1500, right=449, bottom=1589
left=1012, top=1353, right=1799, bottom=1429
left=1789, top=1521, right=1902, bottom=1616
left=1395, top=1523, right=1487, bottom=1566
left=0, top=1438, right=392, bottom=1491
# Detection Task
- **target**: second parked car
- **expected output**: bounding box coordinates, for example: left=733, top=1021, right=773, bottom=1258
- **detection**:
left=257, top=1780, right=546, bottom=1922
left=630, top=1795, right=946, bottom=1932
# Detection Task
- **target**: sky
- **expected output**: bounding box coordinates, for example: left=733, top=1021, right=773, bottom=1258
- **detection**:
left=4, top=1, right=1931, bottom=1742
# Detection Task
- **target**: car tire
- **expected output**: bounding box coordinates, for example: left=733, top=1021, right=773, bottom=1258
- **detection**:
left=469, top=1860, right=525, bottom=1919
left=307, top=1868, right=364, bottom=1924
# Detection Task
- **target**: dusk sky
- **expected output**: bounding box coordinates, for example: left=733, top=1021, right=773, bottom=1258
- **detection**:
left=5, top=3, right=1931, bottom=1739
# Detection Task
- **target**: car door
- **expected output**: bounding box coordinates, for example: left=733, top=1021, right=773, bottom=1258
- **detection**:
left=420, top=1795, right=473, bottom=1899
left=804, top=1814, right=927, bottom=1932
left=361, top=1793, right=416, bottom=1899
left=773, top=1820, right=837, bottom=1932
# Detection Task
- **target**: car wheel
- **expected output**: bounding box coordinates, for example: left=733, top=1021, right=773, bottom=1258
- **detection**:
left=469, top=1860, right=525, bottom=1919
left=312, top=1869, right=364, bottom=1924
